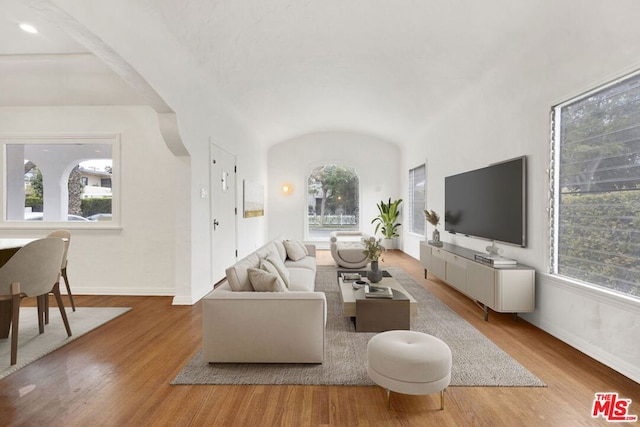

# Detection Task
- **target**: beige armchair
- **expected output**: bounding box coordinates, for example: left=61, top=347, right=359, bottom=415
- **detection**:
left=330, top=231, right=370, bottom=269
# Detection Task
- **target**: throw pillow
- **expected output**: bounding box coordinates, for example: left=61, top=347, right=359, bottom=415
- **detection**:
left=260, top=259, right=287, bottom=290
left=283, top=239, right=308, bottom=261
left=265, top=254, right=291, bottom=288
left=247, top=268, right=287, bottom=292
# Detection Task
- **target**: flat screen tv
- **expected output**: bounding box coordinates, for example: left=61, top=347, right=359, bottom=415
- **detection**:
left=444, top=156, right=527, bottom=247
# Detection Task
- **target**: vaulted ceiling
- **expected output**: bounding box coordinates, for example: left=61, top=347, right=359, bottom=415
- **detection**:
left=1, top=0, right=639, bottom=148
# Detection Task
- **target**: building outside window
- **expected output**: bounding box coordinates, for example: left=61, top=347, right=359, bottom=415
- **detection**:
left=408, top=164, right=426, bottom=236
left=4, top=138, right=116, bottom=223
left=551, top=71, right=640, bottom=299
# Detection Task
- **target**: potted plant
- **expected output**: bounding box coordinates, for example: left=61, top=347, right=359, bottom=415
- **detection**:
left=362, top=236, right=385, bottom=283
left=423, top=209, right=443, bottom=246
left=371, top=198, right=403, bottom=249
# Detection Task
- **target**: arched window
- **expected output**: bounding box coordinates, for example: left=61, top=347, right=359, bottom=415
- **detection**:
left=307, top=164, right=359, bottom=239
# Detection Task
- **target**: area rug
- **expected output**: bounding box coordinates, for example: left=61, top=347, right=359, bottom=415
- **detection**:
left=173, top=266, right=545, bottom=387
left=0, top=307, right=131, bottom=380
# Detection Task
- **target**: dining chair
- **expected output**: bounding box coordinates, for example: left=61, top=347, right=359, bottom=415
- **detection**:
left=47, top=230, right=75, bottom=312
left=0, top=237, right=71, bottom=365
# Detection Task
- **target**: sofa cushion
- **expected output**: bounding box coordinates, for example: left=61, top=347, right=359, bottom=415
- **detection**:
left=288, top=267, right=316, bottom=292
left=260, top=259, right=287, bottom=290
left=283, top=240, right=308, bottom=261
left=273, top=239, right=287, bottom=261
left=284, top=256, right=316, bottom=271
left=248, top=268, right=288, bottom=292
left=226, top=253, right=260, bottom=292
left=265, top=254, right=291, bottom=288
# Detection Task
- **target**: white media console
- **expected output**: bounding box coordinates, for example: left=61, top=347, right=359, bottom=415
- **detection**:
left=419, top=241, right=535, bottom=321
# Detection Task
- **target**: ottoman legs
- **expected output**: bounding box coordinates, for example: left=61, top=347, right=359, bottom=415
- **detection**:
left=385, top=388, right=446, bottom=410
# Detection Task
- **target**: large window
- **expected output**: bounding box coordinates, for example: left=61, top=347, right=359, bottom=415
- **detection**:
left=551, top=71, right=640, bottom=299
left=307, top=164, right=359, bottom=239
left=408, top=164, right=426, bottom=235
left=2, top=135, right=118, bottom=225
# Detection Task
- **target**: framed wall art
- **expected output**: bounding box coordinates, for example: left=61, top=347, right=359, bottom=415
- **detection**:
left=243, top=180, right=264, bottom=218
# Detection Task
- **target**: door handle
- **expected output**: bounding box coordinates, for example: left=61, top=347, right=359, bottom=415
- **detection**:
left=213, top=219, right=220, bottom=230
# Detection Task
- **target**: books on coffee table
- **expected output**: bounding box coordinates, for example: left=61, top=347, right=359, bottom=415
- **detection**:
left=341, top=272, right=362, bottom=282
left=364, top=285, right=393, bottom=299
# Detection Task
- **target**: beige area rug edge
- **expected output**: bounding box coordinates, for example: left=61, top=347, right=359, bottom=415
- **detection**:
left=0, top=307, right=132, bottom=380
left=173, top=266, right=546, bottom=387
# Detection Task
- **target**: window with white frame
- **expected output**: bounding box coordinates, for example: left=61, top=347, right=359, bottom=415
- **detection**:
left=551, top=71, right=640, bottom=299
left=306, top=164, right=359, bottom=239
left=408, top=164, right=426, bottom=235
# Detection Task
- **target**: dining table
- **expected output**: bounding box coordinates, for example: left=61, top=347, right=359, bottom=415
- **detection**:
left=0, top=238, right=38, bottom=338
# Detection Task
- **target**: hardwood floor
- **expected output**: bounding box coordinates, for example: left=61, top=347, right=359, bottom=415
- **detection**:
left=1, top=250, right=638, bottom=426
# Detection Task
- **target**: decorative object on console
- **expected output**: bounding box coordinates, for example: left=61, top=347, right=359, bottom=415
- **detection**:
left=372, top=198, right=403, bottom=249
left=474, top=242, right=517, bottom=265
left=424, top=209, right=443, bottom=247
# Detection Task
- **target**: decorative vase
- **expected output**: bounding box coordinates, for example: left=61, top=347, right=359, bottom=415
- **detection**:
left=367, top=260, right=383, bottom=283
left=429, top=229, right=443, bottom=247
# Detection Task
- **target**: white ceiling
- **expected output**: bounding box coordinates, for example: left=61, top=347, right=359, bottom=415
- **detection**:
left=0, top=0, right=152, bottom=107
left=0, top=0, right=86, bottom=54
left=1, top=0, right=639, bottom=147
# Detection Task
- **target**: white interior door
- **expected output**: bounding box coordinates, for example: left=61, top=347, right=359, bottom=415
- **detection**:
left=210, top=143, right=237, bottom=284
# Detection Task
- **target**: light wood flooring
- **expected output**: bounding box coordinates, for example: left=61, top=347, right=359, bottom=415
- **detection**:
left=0, top=250, right=638, bottom=426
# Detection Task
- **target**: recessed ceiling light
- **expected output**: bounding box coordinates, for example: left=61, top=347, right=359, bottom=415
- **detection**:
left=19, top=23, right=38, bottom=34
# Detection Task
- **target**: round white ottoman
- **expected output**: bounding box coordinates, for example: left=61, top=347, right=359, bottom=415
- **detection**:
left=367, top=330, right=452, bottom=409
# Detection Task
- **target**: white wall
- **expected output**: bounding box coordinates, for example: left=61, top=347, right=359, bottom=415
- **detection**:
left=20, top=0, right=640, bottom=382
left=268, top=132, right=401, bottom=247
left=46, top=0, right=269, bottom=303
left=0, top=106, right=178, bottom=295
left=400, top=26, right=640, bottom=383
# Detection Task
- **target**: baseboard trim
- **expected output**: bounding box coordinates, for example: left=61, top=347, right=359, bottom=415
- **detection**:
left=526, top=315, right=640, bottom=384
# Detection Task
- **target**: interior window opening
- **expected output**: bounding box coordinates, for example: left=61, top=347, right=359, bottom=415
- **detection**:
left=6, top=143, right=113, bottom=222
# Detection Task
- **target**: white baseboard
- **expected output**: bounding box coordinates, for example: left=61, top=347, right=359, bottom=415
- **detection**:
left=68, top=287, right=175, bottom=297
left=525, top=315, right=640, bottom=384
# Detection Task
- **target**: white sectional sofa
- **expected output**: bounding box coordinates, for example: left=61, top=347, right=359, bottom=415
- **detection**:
left=202, top=235, right=326, bottom=363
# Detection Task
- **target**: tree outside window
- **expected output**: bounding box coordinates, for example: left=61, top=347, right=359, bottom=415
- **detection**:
left=552, top=71, right=640, bottom=299
left=307, top=164, right=359, bottom=238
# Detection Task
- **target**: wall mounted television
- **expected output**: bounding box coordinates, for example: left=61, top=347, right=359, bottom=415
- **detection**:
left=444, top=156, right=527, bottom=247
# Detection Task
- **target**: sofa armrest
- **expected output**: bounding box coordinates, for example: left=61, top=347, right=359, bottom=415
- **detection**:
left=202, top=287, right=326, bottom=363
